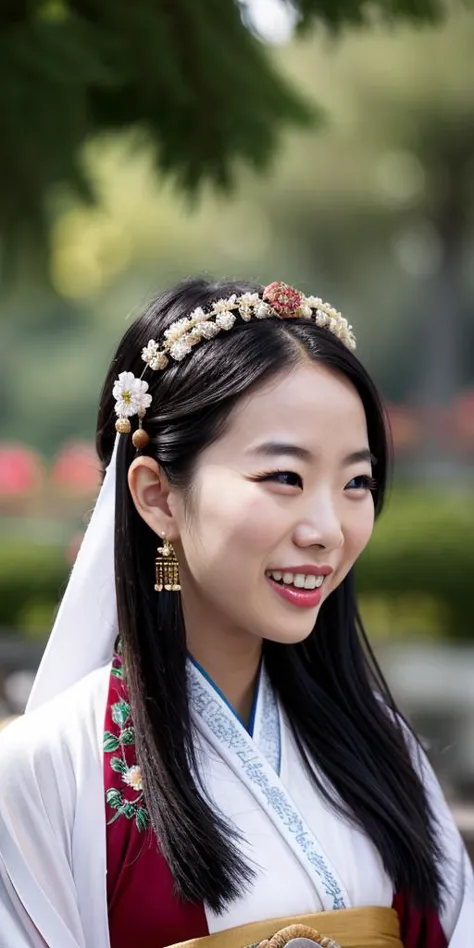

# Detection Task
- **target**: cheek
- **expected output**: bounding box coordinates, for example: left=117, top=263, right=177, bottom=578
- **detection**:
left=180, top=475, right=280, bottom=575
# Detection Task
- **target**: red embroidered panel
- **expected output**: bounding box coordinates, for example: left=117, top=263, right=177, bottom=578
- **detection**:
left=393, top=892, right=448, bottom=948
left=104, top=654, right=449, bottom=948
left=104, top=654, right=209, bottom=948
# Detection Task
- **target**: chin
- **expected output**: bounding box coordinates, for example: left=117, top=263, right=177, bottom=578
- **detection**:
left=262, top=618, right=317, bottom=646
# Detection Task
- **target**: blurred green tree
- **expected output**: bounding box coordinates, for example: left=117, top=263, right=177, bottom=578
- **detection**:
left=0, top=0, right=443, bottom=251
left=252, top=12, right=474, bottom=468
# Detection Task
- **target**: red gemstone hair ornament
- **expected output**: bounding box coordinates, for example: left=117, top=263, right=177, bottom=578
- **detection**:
left=262, top=281, right=303, bottom=319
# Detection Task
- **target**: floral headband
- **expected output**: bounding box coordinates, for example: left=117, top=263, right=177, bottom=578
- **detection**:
left=113, top=281, right=356, bottom=449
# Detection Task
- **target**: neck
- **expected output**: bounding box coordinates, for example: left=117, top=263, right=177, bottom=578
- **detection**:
left=179, top=565, right=264, bottom=725
left=187, top=632, right=263, bottom=727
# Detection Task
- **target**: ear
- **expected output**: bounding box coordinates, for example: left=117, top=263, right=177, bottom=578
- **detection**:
left=127, top=456, right=178, bottom=540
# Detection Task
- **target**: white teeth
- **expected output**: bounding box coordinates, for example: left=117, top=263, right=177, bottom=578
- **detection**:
left=266, top=570, right=326, bottom=589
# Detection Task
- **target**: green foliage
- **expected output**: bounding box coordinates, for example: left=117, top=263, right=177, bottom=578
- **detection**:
left=0, top=0, right=445, bottom=247
left=0, top=541, right=66, bottom=632
left=295, top=0, right=443, bottom=31
left=0, top=489, right=473, bottom=641
left=357, top=491, right=474, bottom=640
left=0, top=0, right=313, bottom=245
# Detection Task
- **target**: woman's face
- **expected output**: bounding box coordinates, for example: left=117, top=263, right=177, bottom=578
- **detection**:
left=168, top=361, right=376, bottom=648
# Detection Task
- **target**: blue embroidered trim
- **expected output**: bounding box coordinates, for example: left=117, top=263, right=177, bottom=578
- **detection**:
left=189, top=655, right=265, bottom=740
left=189, top=655, right=248, bottom=728
left=188, top=667, right=346, bottom=911
left=246, top=662, right=262, bottom=738
left=257, top=670, right=281, bottom=775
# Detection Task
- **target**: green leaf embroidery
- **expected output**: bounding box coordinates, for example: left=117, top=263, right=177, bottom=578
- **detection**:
left=120, top=727, right=135, bottom=745
left=104, top=731, right=120, bottom=753
left=111, top=699, right=130, bottom=728
left=106, top=788, right=123, bottom=810
left=121, top=802, right=137, bottom=820
left=105, top=656, right=150, bottom=833
left=135, top=807, right=150, bottom=832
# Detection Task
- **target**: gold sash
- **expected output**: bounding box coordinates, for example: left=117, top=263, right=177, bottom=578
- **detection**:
left=166, top=908, right=402, bottom=948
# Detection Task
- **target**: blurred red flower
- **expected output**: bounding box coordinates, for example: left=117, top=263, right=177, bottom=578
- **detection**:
left=50, top=440, right=100, bottom=496
left=0, top=444, right=44, bottom=497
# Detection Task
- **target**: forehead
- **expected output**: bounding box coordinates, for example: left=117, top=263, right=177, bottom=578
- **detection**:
left=206, top=361, right=370, bottom=462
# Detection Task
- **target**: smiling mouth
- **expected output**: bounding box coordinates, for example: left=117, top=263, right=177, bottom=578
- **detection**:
left=265, top=570, right=325, bottom=590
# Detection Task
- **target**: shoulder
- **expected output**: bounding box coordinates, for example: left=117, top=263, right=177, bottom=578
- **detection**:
left=376, top=696, right=465, bottom=853
left=0, top=664, right=111, bottom=812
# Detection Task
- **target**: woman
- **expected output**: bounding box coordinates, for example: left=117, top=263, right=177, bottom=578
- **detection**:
left=0, top=278, right=472, bottom=948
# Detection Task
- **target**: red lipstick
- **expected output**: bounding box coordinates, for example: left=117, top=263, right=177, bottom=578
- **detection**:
left=268, top=564, right=333, bottom=576
left=265, top=565, right=332, bottom=609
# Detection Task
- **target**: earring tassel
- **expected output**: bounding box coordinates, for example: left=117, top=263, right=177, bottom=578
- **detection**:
left=154, top=539, right=181, bottom=592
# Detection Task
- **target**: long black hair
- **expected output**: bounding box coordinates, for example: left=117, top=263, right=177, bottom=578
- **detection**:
left=96, top=277, right=442, bottom=913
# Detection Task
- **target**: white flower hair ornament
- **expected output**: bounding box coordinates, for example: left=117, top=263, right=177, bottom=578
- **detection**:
left=113, top=281, right=356, bottom=449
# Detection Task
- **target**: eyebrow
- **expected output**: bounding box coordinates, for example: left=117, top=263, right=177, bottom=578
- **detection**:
left=247, top=442, right=376, bottom=466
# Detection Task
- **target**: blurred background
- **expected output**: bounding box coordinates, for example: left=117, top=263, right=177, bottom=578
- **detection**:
left=0, top=0, right=473, bottom=853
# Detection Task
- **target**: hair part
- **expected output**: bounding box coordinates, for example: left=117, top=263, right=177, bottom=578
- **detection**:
left=97, top=277, right=442, bottom=913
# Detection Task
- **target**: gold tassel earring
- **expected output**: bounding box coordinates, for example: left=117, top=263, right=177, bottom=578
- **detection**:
left=154, top=535, right=181, bottom=592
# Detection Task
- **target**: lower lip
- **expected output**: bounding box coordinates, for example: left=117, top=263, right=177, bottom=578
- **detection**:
left=266, top=576, right=324, bottom=609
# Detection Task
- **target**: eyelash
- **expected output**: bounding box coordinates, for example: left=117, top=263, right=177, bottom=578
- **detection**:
left=253, top=469, right=303, bottom=488
left=252, top=470, right=377, bottom=492
left=345, top=474, right=377, bottom=493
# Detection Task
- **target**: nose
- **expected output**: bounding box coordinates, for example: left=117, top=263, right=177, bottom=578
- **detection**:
left=293, top=499, right=344, bottom=553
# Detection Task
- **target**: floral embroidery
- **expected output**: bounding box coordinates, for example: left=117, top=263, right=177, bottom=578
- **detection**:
left=104, top=654, right=150, bottom=833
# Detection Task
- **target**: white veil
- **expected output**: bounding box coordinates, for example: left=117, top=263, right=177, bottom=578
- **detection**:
left=26, top=438, right=120, bottom=712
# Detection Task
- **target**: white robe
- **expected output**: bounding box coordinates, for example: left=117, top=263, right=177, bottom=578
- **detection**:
left=0, top=661, right=472, bottom=948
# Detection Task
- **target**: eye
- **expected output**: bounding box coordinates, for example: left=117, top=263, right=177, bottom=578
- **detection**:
left=253, top=470, right=303, bottom=489
left=345, top=474, right=377, bottom=492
